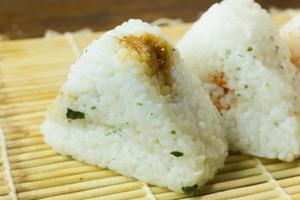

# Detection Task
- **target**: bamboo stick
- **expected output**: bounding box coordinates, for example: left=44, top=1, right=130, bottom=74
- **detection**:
left=278, top=176, right=300, bottom=188
left=16, top=170, right=118, bottom=192
left=291, top=193, right=300, bottom=200
left=230, top=190, right=279, bottom=200
left=150, top=186, right=169, bottom=194
left=0, top=101, right=51, bottom=118
left=9, top=149, right=58, bottom=163
left=11, top=160, right=86, bottom=176
left=3, top=120, right=43, bottom=131
left=266, top=161, right=300, bottom=172
left=131, top=198, right=148, bottom=200
left=11, top=155, right=71, bottom=170
left=84, top=189, right=145, bottom=200
left=285, top=184, right=300, bottom=194
left=2, top=112, right=44, bottom=122
left=0, top=91, right=57, bottom=104
left=0, top=185, right=9, bottom=196
left=1, top=61, right=69, bottom=72
left=154, top=192, right=187, bottom=200
left=39, top=181, right=142, bottom=200
left=218, top=160, right=257, bottom=173
left=0, top=38, right=75, bottom=68
left=209, top=167, right=260, bottom=183
left=8, top=144, right=50, bottom=155
left=0, top=194, right=11, bottom=200
left=13, top=165, right=100, bottom=183
left=17, top=176, right=134, bottom=200
left=0, top=71, right=67, bottom=83
left=0, top=170, right=5, bottom=180
left=259, top=158, right=280, bottom=165
left=0, top=99, right=51, bottom=110
left=3, top=118, right=43, bottom=128
left=0, top=180, right=8, bottom=187
left=6, top=131, right=41, bottom=141
left=1, top=89, right=58, bottom=101
left=6, top=137, right=44, bottom=149
left=0, top=76, right=66, bottom=89
left=270, top=197, right=290, bottom=200
left=2, top=124, right=40, bottom=134
left=155, top=182, right=273, bottom=200
left=198, top=175, right=267, bottom=195
left=272, top=167, right=300, bottom=179
left=225, top=155, right=251, bottom=164
left=0, top=83, right=62, bottom=96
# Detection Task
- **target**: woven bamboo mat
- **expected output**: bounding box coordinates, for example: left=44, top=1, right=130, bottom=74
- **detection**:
left=0, top=23, right=300, bottom=200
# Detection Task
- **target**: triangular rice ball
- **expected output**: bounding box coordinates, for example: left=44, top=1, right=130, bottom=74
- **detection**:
left=177, top=0, right=300, bottom=161
left=41, top=19, right=227, bottom=193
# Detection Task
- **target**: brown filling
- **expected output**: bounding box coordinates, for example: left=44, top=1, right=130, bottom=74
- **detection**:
left=119, top=33, right=175, bottom=94
left=213, top=72, right=232, bottom=111
left=291, top=54, right=300, bottom=69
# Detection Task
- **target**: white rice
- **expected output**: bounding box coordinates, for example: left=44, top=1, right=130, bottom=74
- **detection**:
left=41, top=19, right=227, bottom=193
left=177, top=0, right=300, bottom=161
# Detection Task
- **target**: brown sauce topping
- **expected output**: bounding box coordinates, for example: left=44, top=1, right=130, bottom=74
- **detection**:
left=120, top=33, right=175, bottom=94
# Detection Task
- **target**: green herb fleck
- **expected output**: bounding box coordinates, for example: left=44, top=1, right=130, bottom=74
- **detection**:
left=150, top=113, right=154, bottom=116
left=280, top=65, right=284, bottom=69
left=170, top=151, right=183, bottom=157
left=125, top=122, right=129, bottom=125
left=181, top=184, right=199, bottom=194
left=274, top=122, right=279, bottom=127
left=136, top=102, right=143, bottom=106
left=170, top=130, right=176, bottom=135
left=244, top=84, right=248, bottom=89
left=91, top=106, right=96, bottom=110
left=247, top=46, right=253, bottom=52
left=225, top=49, right=231, bottom=59
left=237, top=93, right=241, bottom=97
left=275, top=46, right=279, bottom=53
left=265, top=83, right=270, bottom=88
left=66, top=108, right=85, bottom=119
left=225, top=49, right=231, bottom=55
left=236, top=67, right=241, bottom=71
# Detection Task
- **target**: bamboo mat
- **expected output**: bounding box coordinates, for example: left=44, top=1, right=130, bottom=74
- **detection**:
left=0, top=23, right=300, bottom=200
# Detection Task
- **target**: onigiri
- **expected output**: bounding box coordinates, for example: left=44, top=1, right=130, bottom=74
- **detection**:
left=41, top=19, right=227, bottom=193
left=177, top=0, right=300, bottom=161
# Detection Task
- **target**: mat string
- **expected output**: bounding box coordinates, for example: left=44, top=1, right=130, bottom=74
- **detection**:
left=142, top=182, right=157, bottom=200
left=0, top=127, right=18, bottom=200
left=255, top=158, right=291, bottom=200
left=64, top=33, right=81, bottom=58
